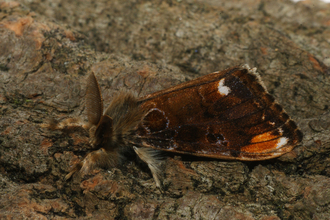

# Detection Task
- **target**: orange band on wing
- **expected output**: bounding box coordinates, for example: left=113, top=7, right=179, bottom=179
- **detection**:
left=250, top=130, right=280, bottom=143
left=241, top=137, right=288, bottom=153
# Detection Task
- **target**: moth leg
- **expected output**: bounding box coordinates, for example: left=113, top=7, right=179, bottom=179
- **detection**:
left=133, top=147, right=163, bottom=189
left=41, top=118, right=91, bottom=131
left=64, top=161, right=82, bottom=181
left=64, top=148, right=120, bottom=180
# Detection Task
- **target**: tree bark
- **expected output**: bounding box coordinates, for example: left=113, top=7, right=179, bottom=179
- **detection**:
left=1, top=0, right=330, bottom=219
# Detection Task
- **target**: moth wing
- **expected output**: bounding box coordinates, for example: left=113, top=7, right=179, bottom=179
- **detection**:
left=137, top=65, right=302, bottom=161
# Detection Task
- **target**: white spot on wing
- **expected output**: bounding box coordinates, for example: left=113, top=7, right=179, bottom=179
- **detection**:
left=218, top=79, right=231, bottom=96
left=278, top=128, right=283, bottom=134
left=276, top=137, right=288, bottom=149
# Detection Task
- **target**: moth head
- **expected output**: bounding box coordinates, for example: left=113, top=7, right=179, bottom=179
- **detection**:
left=85, top=72, right=145, bottom=149
left=89, top=115, right=114, bottom=147
left=85, top=72, right=112, bottom=148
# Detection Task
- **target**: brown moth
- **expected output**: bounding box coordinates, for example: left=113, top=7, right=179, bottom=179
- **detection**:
left=46, top=64, right=303, bottom=188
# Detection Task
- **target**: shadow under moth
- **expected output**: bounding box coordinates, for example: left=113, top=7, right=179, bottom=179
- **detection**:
left=45, top=64, right=303, bottom=188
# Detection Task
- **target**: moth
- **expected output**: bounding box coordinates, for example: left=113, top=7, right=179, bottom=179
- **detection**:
left=47, top=64, right=302, bottom=188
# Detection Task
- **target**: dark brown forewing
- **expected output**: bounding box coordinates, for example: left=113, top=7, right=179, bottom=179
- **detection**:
left=86, top=72, right=104, bottom=126
left=137, top=65, right=303, bottom=161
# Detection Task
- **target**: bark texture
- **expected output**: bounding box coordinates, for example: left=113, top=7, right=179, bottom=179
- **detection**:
left=0, top=0, right=330, bottom=219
